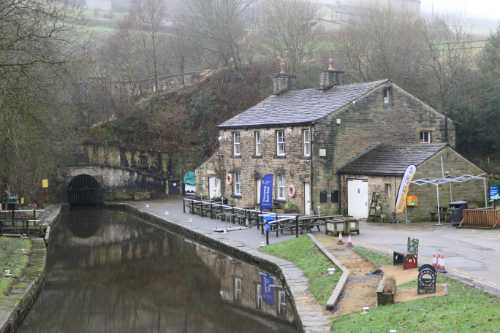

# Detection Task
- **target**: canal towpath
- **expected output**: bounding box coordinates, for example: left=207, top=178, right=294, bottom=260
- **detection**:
left=129, top=199, right=333, bottom=333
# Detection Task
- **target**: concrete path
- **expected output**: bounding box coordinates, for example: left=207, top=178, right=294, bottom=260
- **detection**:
left=354, top=221, right=500, bottom=295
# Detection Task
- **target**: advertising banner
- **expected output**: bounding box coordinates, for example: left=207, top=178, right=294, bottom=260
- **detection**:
left=395, top=165, right=417, bottom=214
left=260, top=174, right=273, bottom=210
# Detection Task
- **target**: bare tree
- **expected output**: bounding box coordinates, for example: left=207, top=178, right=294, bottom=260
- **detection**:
left=260, top=0, right=318, bottom=74
left=177, top=0, right=254, bottom=70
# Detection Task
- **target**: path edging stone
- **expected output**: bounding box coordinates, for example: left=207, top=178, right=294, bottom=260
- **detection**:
left=308, top=234, right=350, bottom=311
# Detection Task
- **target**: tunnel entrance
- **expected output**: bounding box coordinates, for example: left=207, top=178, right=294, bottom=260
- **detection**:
left=67, top=174, right=103, bottom=206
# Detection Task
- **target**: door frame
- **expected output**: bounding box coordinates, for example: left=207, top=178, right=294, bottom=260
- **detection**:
left=347, top=178, right=369, bottom=219
left=304, top=182, right=312, bottom=216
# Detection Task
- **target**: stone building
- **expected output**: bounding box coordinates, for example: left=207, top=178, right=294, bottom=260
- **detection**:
left=195, top=62, right=485, bottom=220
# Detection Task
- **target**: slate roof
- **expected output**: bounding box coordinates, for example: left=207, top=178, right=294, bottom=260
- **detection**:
left=339, top=144, right=448, bottom=176
left=218, top=79, right=389, bottom=128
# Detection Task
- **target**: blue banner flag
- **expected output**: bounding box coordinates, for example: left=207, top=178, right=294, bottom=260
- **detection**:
left=490, top=185, right=500, bottom=201
left=260, top=174, right=273, bottom=210
left=260, top=273, right=275, bottom=305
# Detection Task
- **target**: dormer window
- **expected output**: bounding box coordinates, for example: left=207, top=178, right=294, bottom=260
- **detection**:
left=383, top=87, right=392, bottom=105
left=233, top=131, right=241, bottom=157
left=420, top=131, right=432, bottom=144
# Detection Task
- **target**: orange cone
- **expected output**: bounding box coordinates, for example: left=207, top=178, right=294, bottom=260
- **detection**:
left=347, top=235, right=353, bottom=248
left=432, top=254, right=438, bottom=269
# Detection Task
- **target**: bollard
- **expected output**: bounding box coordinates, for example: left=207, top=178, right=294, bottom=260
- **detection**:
left=266, top=229, right=270, bottom=245
left=183, top=199, right=186, bottom=213
left=191, top=200, right=194, bottom=215
left=295, top=216, right=299, bottom=238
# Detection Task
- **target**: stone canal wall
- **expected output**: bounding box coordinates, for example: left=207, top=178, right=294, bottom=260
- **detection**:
left=0, top=205, right=61, bottom=333
left=110, top=203, right=332, bottom=333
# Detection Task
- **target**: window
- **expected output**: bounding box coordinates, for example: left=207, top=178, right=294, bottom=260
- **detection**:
left=420, top=131, right=432, bottom=144
left=234, top=171, right=241, bottom=196
left=234, top=277, right=242, bottom=302
left=385, top=183, right=392, bottom=197
left=233, top=131, right=241, bottom=157
left=256, top=284, right=263, bottom=310
left=383, top=87, right=392, bottom=105
left=255, top=131, right=262, bottom=156
left=276, top=130, right=285, bottom=157
left=277, top=174, right=286, bottom=200
left=278, top=289, right=287, bottom=316
left=331, top=191, right=339, bottom=203
left=320, top=191, right=328, bottom=203
left=303, top=129, right=311, bottom=157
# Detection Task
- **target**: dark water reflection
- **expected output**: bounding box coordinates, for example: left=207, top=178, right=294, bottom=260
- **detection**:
left=19, top=208, right=299, bottom=333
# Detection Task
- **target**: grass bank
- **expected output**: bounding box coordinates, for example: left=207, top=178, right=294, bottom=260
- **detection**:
left=333, top=246, right=500, bottom=333
left=261, top=236, right=341, bottom=305
left=0, top=237, right=31, bottom=298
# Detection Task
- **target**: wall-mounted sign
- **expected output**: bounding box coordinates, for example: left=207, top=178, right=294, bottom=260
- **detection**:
left=490, top=185, right=500, bottom=201
left=41, top=179, right=49, bottom=189
left=406, top=195, right=418, bottom=207
left=395, top=165, right=417, bottom=214
left=260, top=174, right=273, bottom=210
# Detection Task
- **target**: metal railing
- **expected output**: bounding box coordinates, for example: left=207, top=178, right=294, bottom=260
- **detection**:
left=0, top=209, right=46, bottom=236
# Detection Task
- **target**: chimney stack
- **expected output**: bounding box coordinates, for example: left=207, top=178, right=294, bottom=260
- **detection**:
left=320, top=58, right=345, bottom=90
left=273, top=59, right=291, bottom=95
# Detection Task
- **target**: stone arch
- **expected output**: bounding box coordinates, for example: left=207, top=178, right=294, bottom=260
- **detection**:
left=67, top=174, right=103, bottom=206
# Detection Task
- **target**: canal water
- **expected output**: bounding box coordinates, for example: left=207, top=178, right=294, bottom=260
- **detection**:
left=18, top=208, right=299, bottom=333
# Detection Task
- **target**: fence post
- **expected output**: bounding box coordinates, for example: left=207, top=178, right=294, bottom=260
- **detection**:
left=210, top=203, right=213, bottom=219
left=191, top=200, right=194, bottom=215
left=296, top=216, right=299, bottom=238
left=266, top=229, right=269, bottom=245
left=183, top=199, right=186, bottom=213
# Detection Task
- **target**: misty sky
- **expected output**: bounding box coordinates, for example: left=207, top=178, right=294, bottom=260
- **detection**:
left=422, top=0, right=500, bottom=20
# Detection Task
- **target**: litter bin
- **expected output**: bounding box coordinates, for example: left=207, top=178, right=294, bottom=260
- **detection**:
left=449, top=201, right=468, bottom=226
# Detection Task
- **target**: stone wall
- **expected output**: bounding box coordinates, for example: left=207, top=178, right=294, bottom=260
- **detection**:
left=314, top=83, right=454, bottom=214
left=407, top=147, right=486, bottom=221
left=339, top=174, right=401, bottom=219
left=197, top=127, right=313, bottom=212
left=196, top=82, right=455, bottom=215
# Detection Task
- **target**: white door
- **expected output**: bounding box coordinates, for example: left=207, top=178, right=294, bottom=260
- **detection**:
left=256, top=179, right=262, bottom=205
left=348, top=179, right=369, bottom=219
left=209, top=176, right=221, bottom=199
left=304, top=183, right=312, bottom=216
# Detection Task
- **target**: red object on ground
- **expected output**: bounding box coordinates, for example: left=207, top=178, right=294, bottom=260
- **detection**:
left=403, top=254, right=418, bottom=270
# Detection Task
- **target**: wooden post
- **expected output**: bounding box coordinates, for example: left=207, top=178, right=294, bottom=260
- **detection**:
left=295, top=216, right=299, bottom=238
left=191, top=200, right=194, bottom=215
left=183, top=199, right=186, bottom=213
left=266, top=229, right=269, bottom=245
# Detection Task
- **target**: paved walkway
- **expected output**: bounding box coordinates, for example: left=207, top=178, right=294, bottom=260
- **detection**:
left=354, top=221, right=500, bottom=295
left=137, top=199, right=500, bottom=297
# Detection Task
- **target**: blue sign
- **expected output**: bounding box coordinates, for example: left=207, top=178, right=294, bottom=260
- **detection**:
left=260, top=273, right=275, bottom=305
left=490, top=185, right=500, bottom=201
left=260, top=174, right=273, bottom=210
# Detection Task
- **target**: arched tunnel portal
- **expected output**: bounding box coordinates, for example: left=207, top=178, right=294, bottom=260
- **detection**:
left=67, top=174, right=104, bottom=206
